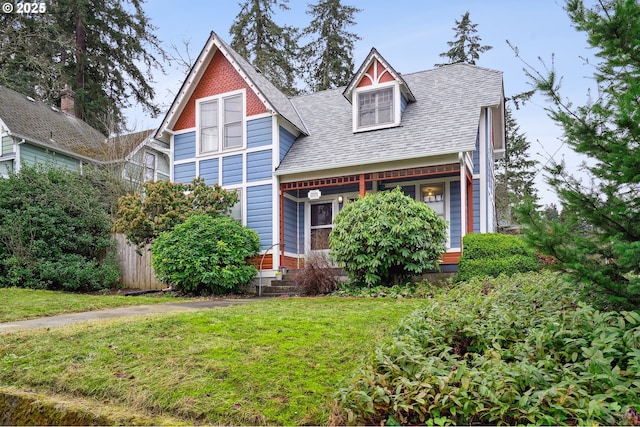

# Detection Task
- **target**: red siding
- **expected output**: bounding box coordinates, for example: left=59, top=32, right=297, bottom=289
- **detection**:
left=379, top=71, right=395, bottom=83
left=174, top=50, right=267, bottom=131
left=357, top=60, right=394, bottom=88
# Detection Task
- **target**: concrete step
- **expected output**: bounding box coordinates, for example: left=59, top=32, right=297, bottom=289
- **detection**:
left=260, top=284, right=305, bottom=297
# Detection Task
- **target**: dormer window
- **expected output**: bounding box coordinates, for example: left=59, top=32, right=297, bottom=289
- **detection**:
left=353, top=82, right=400, bottom=132
left=358, top=87, right=393, bottom=127
left=344, top=49, right=416, bottom=133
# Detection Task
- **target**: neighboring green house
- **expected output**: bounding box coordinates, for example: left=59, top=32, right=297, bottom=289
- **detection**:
left=0, top=85, right=169, bottom=182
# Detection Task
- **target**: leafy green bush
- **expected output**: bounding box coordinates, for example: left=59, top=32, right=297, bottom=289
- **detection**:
left=334, top=271, right=640, bottom=426
left=151, top=214, right=260, bottom=295
left=0, top=166, right=119, bottom=291
left=456, top=233, right=539, bottom=281
left=329, top=188, right=448, bottom=287
left=115, top=177, right=239, bottom=247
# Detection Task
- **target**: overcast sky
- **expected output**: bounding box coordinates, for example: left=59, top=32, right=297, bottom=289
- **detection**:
left=125, top=0, right=599, bottom=207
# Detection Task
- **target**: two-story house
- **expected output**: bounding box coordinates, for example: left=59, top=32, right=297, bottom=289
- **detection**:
left=0, top=85, right=170, bottom=185
left=155, top=31, right=505, bottom=275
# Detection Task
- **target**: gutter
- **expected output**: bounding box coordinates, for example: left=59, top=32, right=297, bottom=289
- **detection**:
left=11, top=131, right=102, bottom=165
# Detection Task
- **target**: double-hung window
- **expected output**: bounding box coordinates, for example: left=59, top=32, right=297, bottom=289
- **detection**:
left=200, top=100, right=218, bottom=153
left=199, top=93, right=244, bottom=154
left=143, top=152, right=156, bottom=182
left=223, top=95, right=242, bottom=149
left=358, top=87, right=394, bottom=128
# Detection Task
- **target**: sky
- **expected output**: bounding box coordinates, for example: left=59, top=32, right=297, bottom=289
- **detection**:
left=125, top=0, right=600, bottom=207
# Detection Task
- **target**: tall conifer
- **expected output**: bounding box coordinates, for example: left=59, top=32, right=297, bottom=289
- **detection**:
left=230, top=0, right=300, bottom=96
left=301, top=0, right=361, bottom=92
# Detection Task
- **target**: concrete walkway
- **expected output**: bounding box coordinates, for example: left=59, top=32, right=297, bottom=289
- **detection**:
left=0, top=299, right=256, bottom=334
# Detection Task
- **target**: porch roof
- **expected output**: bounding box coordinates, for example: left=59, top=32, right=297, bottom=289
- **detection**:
left=276, top=63, right=503, bottom=176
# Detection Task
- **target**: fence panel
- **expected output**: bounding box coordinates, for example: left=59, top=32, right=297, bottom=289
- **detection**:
left=114, top=233, right=164, bottom=290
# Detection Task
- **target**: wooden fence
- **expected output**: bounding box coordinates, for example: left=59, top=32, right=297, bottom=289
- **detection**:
left=114, top=233, right=165, bottom=290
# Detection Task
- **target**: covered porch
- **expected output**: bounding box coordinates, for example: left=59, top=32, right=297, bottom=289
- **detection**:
left=276, top=158, right=474, bottom=272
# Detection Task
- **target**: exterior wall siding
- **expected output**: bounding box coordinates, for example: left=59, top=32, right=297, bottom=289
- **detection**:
left=279, top=126, right=296, bottom=162
left=174, top=132, right=196, bottom=161
left=401, top=93, right=408, bottom=113
left=0, top=159, right=13, bottom=176
left=449, top=180, right=461, bottom=248
left=1, top=135, right=13, bottom=155
left=222, top=154, right=243, bottom=185
left=400, top=184, right=416, bottom=199
left=284, top=198, right=303, bottom=255
left=20, top=143, right=80, bottom=170
left=174, top=162, right=196, bottom=184
left=247, top=117, right=272, bottom=149
left=246, top=150, right=272, bottom=182
left=473, top=131, right=480, bottom=174
left=199, top=157, right=219, bottom=184
left=247, top=184, right=273, bottom=249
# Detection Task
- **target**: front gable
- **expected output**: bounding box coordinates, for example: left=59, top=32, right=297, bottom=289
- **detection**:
left=173, top=50, right=268, bottom=131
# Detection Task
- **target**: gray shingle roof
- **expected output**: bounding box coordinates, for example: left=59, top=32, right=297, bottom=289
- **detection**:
left=215, top=34, right=308, bottom=135
left=0, top=85, right=108, bottom=161
left=276, top=63, right=503, bottom=176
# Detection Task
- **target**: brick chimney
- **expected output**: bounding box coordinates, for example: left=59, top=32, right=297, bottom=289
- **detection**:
left=60, top=85, right=75, bottom=116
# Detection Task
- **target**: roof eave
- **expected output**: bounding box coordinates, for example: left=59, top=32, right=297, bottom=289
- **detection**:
left=275, top=147, right=471, bottom=177
left=11, top=131, right=104, bottom=164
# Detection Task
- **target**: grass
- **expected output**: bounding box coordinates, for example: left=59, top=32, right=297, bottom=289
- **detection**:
left=0, top=297, right=427, bottom=425
left=0, top=288, right=191, bottom=322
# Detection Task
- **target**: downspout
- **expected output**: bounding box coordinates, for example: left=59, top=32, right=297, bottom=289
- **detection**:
left=296, top=189, right=300, bottom=269
left=15, top=138, right=25, bottom=173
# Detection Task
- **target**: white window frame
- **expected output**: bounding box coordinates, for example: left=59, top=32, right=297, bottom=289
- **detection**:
left=143, top=151, right=157, bottom=182
left=352, top=81, right=401, bottom=133
left=196, top=89, right=246, bottom=156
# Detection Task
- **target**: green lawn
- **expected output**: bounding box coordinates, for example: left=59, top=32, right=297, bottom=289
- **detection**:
left=0, top=288, right=191, bottom=322
left=0, top=297, right=427, bottom=425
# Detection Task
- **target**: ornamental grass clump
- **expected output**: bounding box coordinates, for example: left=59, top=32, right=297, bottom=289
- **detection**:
left=329, top=188, right=448, bottom=287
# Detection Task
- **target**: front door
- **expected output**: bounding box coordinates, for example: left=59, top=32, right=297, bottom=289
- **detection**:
left=310, top=201, right=333, bottom=252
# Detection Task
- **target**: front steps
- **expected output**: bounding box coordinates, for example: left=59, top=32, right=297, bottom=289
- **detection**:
left=257, top=273, right=304, bottom=297
left=256, top=268, right=347, bottom=297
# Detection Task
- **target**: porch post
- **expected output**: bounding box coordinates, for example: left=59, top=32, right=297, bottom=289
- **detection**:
left=279, top=186, right=285, bottom=269
left=459, top=154, right=467, bottom=248
left=467, top=170, right=474, bottom=234
left=359, top=173, right=366, bottom=197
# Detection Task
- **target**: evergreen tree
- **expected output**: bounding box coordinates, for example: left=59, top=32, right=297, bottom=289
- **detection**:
left=0, top=0, right=165, bottom=134
left=230, top=0, right=300, bottom=96
left=517, top=0, right=640, bottom=308
left=436, top=11, right=492, bottom=66
left=0, top=10, right=69, bottom=104
left=301, top=0, right=361, bottom=92
left=495, top=103, right=538, bottom=229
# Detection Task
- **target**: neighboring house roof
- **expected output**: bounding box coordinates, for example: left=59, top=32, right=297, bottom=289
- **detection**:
left=0, top=85, right=108, bottom=161
left=106, top=129, right=154, bottom=163
left=276, top=63, right=503, bottom=176
left=156, top=31, right=307, bottom=139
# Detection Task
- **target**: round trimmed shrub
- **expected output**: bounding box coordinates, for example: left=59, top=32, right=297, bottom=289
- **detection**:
left=151, top=214, right=260, bottom=295
left=329, top=187, right=448, bottom=286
